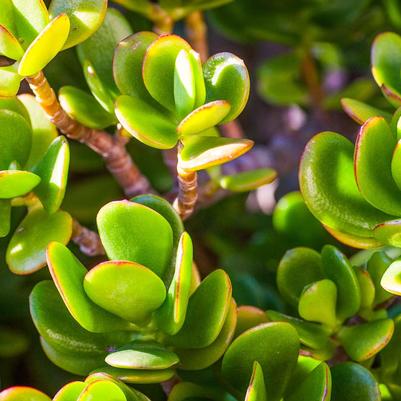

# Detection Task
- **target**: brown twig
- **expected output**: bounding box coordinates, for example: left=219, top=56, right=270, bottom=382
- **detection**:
left=72, top=220, right=105, bottom=257
left=185, top=11, right=208, bottom=63
left=220, top=120, right=245, bottom=139
left=26, top=71, right=153, bottom=197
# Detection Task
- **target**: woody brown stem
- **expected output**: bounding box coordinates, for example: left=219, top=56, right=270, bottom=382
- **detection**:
left=151, top=4, right=174, bottom=34
left=26, top=71, right=153, bottom=197
left=72, top=220, right=105, bottom=257
left=185, top=11, right=208, bottom=63
left=173, top=144, right=198, bottom=220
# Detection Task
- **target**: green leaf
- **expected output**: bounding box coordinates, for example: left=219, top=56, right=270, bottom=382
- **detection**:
left=97, top=200, right=173, bottom=277
left=0, top=199, right=11, bottom=237
left=300, top=132, right=393, bottom=238
left=374, top=219, right=401, bottom=247
left=276, top=247, right=323, bottom=307
left=7, top=207, right=72, bottom=274
left=298, top=279, right=337, bottom=328
left=59, top=86, right=116, bottom=129
left=18, top=14, right=70, bottom=77
left=354, top=117, right=401, bottom=215
left=113, top=32, right=158, bottom=104
left=0, top=170, right=40, bottom=199
left=143, top=34, right=192, bottom=111
left=381, top=259, right=401, bottom=295
left=222, top=322, right=299, bottom=400
left=167, top=382, right=229, bottom=401
left=49, top=0, right=107, bottom=49
left=285, top=362, right=331, bottom=401
left=47, top=242, right=131, bottom=332
left=371, top=32, right=401, bottom=107
left=115, top=94, right=178, bottom=149
left=105, top=342, right=179, bottom=370
left=324, top=225, right=384, bottom=249
left=177, top=100, right=231, bottom=136
left=155, top=233, right=193, bottom=335
left=76, top=380, right=126, bottom=401
left=0, top=65, right=21, bottom=96
left=176, top=299, right=237, bottom=370
left=219, top=168, right=277, bottom=192
left=245, top=362, right=267, bottom=401
left=0, top=24, right=24, bottom=59
left=391, top=140, right=401, bottom=191
left=204, top=52, right=250, bottom=123
left=9, top=0, right=49, bottom=49
left=53, top=381, right=86, bottom=401
left=341, top=98, right=392, bottom=125
left=0, top=386, right=51, bottom=401
left=235, top=306, right=268, bottom=338
left=354, top=267, right=375, bottom=310
left=18, top=94, right=58, bottom=170
left=167, top=269, right=232, bottom=348
left=338, top=319, right=394, bottom=362
left=0, top=109, right=31, bottom=170
left=30, top=281, right=132, bottom=366
left=84, top=260, right=166, bottom=323
left=180, top=136, right=253, bottom=171
left=91, top=366, right=175, bottom=384
left=32, top=136, right=69, bottom=213
left=367, top=251, right=393, bottom=306
left=321, top=245, right=361, bottom=321
left=330, top=363, right=380, bottom=401
left=0, top=96, right=29, bottom=120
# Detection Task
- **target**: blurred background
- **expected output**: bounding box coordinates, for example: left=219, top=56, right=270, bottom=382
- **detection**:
left=1, top=0, right=400, bottom=395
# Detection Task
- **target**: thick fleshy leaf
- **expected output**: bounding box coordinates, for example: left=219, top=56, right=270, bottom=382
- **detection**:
left=53, top=381, right=86, bottom=401
left=341, top=98, right=391, bottom=125
left=298, top=279, right=337, bottom=328
left=84, top=260, right=166, bottom=323
left=321, top=245, right=361, bottom=321
left=113, top=32, right=158, bottom=101
left=30, top=281, right=132, bottom=367
left=167, top=269, right=232, bottom=348
left=77, top=380, right=126, bottom=401
left=374, top=219, right=401, bottom=247
left=222, top=322, right=299, bottom=399
left=155, top=233, right=193, bottom=335
left=177, top=100, right=231, bottom=136
left=245, top=362, right=267, bottom=401
left=167, top=382, right=229, bottom=401
left=47, top=242, right=131, bottom=332
left=277, top=247, right=323, bottom=307
left=203, top=52, right=250, bottom=123
left=367, top=251, right=393, bottom=306
left=285, top=362, right=331, bottom=401
left=97, top=200, right=173, bottom=277
left=105, top=342, right=179, bottom=370
left=91, top=366, right=175, bottom=384
left=18, top=94, right=58, bottom=170
left=0, top=170, right=40, bottom=199
left=338, top=319, right=394, bottom=362
left=371, top=32, right=401, bottom=107
left=0, top=110, right=31, bottom=170
left=49, top=0, right=107, bottom=49
left=78, top=9, right=132, bottom=111
left=180, top=136, right=253, bottom=171
left=391, top=140, right=401, bottom=191
left=0, top=96, right=29, bottom=120
left=0, top=65, right=21, bottom=96
left=324, top=225, right=384, bottom=249
left=7, top=208, right=72, bottom=274
left=176, top=299, right=237, bottom=370
left=59, top=86, right=116, bottom=129
left=354, top=117, right=401, bottom=215
left=330, top=363, right=380, bottom=401
left=300, top=132, right=393, bottom=237
left=115, top=94, right=178, bottom=149
left=0, top=25, right=24, bottom=59
left=235, top=306, right=269, bottom=337
left=0, top=386, right=51, bottom=401
left=18, top=14, right=70, bottom=77
left=32, top=136, right=69, bottom=213
left=0, top=199, right=11, bottom=237
left=9, top=0, right=49, bottom=48
left=381, top=259, right=401, bottom=295
left=143, top=34, right=192, bottom=111
left=354, top=267, right=375, bottom=310
left=219, top=168, right=277, bottom=192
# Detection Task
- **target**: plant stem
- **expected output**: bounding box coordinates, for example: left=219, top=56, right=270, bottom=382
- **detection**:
left=26, top=71, right=153, bottom=197
left=173, top=143, right=198, bottom=220
left=151, top=4, right=174, bottom=34
left=220, top=120, right=245, bottom=138
left=71, top=219, right=105, bottom=256
left=185, top=11, right=208, bottom=62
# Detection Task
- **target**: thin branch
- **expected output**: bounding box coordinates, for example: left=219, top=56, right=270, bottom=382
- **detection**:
left=72, top=220, right=105, bottom=257
left=151, top=4, right=174, bottom=34
left=185, top=11, right=208, bottom=63
left=220, top=120, right=245, bottom=139
left=173, top=144, right=198, bottom=220
left=26, top=71, right=153, bottom=198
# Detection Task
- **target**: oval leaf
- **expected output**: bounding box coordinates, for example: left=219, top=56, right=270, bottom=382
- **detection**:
left=219, top=168, right=277, bottom=192
left=0, top=170, right=40, bottom=199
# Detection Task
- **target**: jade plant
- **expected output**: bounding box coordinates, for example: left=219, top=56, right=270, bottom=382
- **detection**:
left=300, top=31, right=401, bottom=249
